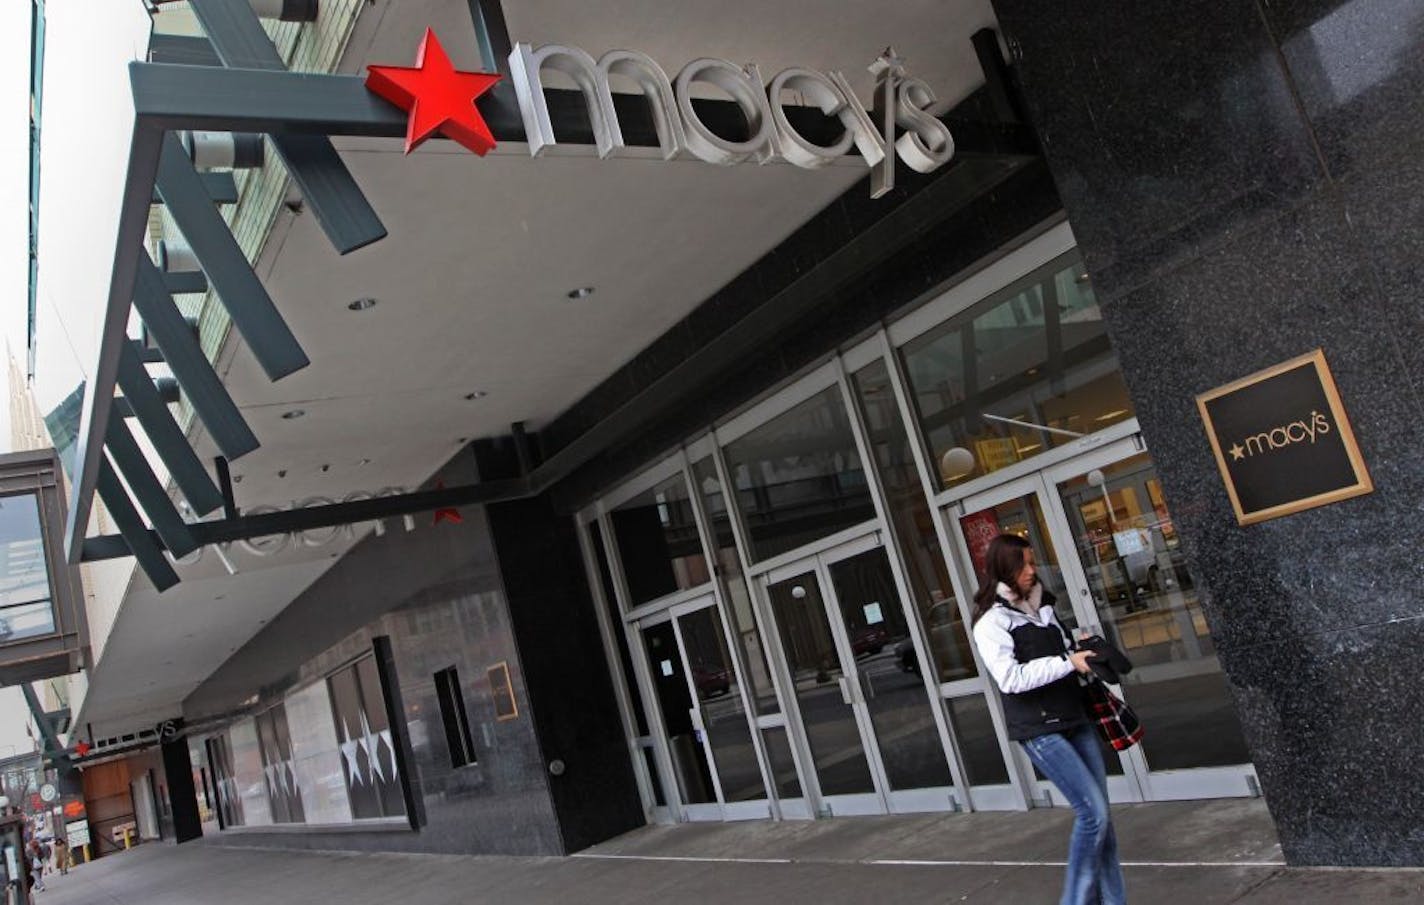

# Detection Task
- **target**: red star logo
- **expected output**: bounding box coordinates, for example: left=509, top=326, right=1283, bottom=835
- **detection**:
left=365, top=28, right=502, bottom=155
left=431, top=480, right=463, bottom=525
left=74, top=740, right=91, bottom=757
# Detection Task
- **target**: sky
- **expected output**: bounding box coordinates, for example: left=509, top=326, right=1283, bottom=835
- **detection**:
left=0, top=0, right=41, bottom=759
left=0, top=0, right=32, bottom=447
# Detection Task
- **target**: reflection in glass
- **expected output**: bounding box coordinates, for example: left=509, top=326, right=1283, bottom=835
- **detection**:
left=692, top=456, right=778, bottom=714
left=766, top=572, right=876, bottom=796
left=229, top=718, right=273, bottom=827
left=677, top=606, right=766, bottom=802
left=852, top=359, right=976, bottom=682
left=1056, top=454, right=1250, bottom=770
left=285, top=679, right=352, bottom=824
left=0, top=493, right=56, bottom=643
left=902, top=257, right=1135, bottom=490
left=761, top=726, right=802, bottom=798
left=827, top=549, right=952, bottom=791
left=588, top=521, right=649, bottom=735
left=611, top=474, right=709, bottom=606
left=640, top=621, right=715, bottom=804
left=723, top=387, right=876, bottom=562
left=328, top=658, right=406, bottom=820
left=255, top=704, right=305, bottom=824
left=642, top=745, right=667, bottom=806
left=946, top=695, right=1010, bottom=785
left=958, top=494, right=1123, bottom=776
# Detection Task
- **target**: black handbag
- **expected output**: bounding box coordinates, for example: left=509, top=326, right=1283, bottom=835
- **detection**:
left=1059, top=623, right=1144, bottom=751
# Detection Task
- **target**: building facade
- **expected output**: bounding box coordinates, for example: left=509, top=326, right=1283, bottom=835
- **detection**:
left=30, top=0, right=1423, bottom=869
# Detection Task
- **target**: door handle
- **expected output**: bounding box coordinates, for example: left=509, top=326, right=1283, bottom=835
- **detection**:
left=837, top=676, right=854, bottom=705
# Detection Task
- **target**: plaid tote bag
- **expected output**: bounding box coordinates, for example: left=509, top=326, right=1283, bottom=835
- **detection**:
left=1083, top=676, right=1144, bottom=751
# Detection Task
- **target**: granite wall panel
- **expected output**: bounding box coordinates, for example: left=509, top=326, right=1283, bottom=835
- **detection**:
left=992, top=0, right=1424, bottom=866
left=184, top=454, right=565, bottom=856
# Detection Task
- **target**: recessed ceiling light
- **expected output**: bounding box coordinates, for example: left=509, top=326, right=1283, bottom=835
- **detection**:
left=281, top=409, right=305, bottom=419
left=1075, top=272, right=1091, bottom=284
left=566, top=286, right=595, bottom=300
left=464, top=391, right=487, bottom=400
left=348, top=297, right=378, bottom=311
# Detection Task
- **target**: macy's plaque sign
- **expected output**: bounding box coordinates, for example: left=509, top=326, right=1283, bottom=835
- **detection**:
left=1196, top=349, right=1373, bottom=526
left=367, top=30, right=954, bottom=197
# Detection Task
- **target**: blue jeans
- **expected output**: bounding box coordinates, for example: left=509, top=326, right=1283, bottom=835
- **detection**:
left=1022, top=724, right=1127, bottom=905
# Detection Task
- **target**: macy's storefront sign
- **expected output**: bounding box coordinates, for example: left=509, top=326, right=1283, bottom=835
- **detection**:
left=367, top=30, right=955, bottom=197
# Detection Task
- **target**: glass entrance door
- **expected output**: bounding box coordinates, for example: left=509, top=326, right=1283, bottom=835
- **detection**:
left=1044, top=449, right=1253, bottom=799
left=952, top=438, right=1256, bottom=803
left=763, top=535, right=956, bottom=816
left=635, top=596, right=772, bottom=821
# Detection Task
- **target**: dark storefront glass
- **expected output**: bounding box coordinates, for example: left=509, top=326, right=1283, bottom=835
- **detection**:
left=0, top=493, right=56, bottom=643
left=207, top=734, right=243, bottom=827
left=676, top=606, right=765, bottom=802
left=640, top=621, right=716, bottom=804
left=852, top=358, right=977, bottom=683
left=255, top=704, right=305, bottom=824
left=722, top=386, right=876, bottom=562
left=328, top=656, right=406, bottom=820
left=901, top=257, right=1135, bottom=491
left=611, top=474, right=709, bottom=606
left=588, top=521, right=650, bottom=735
left=826, top=548, right=952, bottom=790
left=765, top=572, right=876, bottom=796
left=691, top=456, right=778, bottom=714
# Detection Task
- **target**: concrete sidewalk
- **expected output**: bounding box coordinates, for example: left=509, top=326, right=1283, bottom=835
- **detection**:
left=35, top=800, right=1424, bottom=904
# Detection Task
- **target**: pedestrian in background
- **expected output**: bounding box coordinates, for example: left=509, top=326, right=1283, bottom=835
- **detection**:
left=971, top=533, right=1126, bottom=905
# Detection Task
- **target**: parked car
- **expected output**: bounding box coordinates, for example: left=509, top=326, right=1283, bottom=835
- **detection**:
left=691, top=664, right=731, bottom=698
left=850, top=624, right=891, bottom=657
left=896, top=601, right=974, bottom=681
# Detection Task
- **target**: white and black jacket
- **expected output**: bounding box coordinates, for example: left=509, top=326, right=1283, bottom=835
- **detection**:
left=972, top=582, right=1087, bottom=741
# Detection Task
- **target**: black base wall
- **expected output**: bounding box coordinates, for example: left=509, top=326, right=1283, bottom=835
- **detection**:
left=476, top=438, right=645, bottom=853
left=992, top=0, right=1424, bottom=867
left=161, top=738, right=203, bottom=843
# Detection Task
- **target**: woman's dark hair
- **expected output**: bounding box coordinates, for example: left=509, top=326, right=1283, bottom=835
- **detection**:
left=971, top=533, right=1033, bottom=623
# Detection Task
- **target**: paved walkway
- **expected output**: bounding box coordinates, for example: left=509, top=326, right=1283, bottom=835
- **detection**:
left=34, top=800, right=1424, bottom=904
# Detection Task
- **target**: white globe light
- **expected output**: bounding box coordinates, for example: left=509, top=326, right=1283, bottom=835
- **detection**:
left=940, top=447, right=976, bottom=482
left=791, top=585, right=807, bottom=600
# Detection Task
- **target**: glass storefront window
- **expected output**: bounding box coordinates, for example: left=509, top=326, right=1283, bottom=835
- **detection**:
left=691, top=456, right=778, bottom=714
left=0, top=493, right=56, bottom=643
left=722, top=386, right=876, bottom=562
left=901, top=256, right=1135, bottom=491
left=852, top=359, right=977, bottom=683
left=1055, top=454, right=1250, bottom=770
left=611, top=473, right=709, bottom=606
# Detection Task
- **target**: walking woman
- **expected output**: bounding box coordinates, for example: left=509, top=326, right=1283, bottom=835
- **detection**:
left=970, top=533, right=1126, bottom=905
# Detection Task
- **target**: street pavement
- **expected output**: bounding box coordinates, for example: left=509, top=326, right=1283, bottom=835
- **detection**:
left=34, top=799, right=1424, bottom=904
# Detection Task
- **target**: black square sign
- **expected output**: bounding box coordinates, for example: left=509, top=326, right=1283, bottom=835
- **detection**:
left=1196, top=349, right=1372, bottom=525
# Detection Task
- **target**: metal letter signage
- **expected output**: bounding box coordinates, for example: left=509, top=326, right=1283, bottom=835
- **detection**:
left=507, top=41, right=953, bottom=195
left=1196, top=349, right=1372, bottom=526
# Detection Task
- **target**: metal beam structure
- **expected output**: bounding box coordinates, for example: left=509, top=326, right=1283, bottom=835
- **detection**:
left=66, top=12, right=1041, bottom=595
left=188, top=0, right=387, bottom=253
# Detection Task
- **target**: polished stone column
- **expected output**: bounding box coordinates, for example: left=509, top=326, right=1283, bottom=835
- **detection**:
left=990, top=0, right=1424, bottom=866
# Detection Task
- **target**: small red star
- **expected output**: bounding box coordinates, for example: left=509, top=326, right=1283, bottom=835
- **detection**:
left=366, top=28, right=502, bottom=155
left=74, top=740, right=91, bottom=757
left=431, top=480, right=463, bottom=525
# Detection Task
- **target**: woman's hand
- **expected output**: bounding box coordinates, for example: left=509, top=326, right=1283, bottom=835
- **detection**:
left=1069, top=649, right=1097, bottom=675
